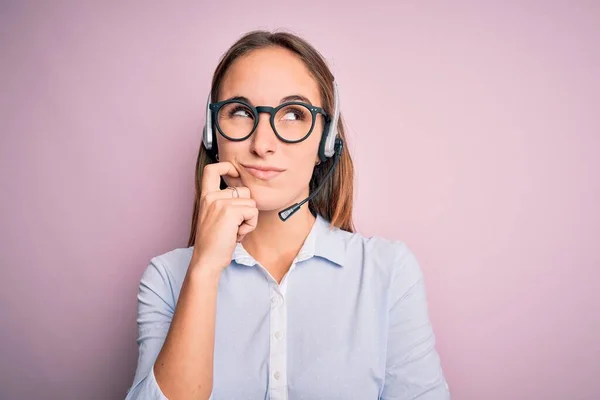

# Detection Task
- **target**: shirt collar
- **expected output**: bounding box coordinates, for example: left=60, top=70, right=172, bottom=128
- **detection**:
left=231, top=213, right=346, bottom=267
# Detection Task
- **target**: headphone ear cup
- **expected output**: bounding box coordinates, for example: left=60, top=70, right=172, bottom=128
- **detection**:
left=202, top=125, right=210, bottom=150
left=202, top=122, right=219, bottom=162
left=318, top=120, right=331, bottom=163
left=319, top=81, right=340, bottom=161
left=203, top=92, right=214, bottom=151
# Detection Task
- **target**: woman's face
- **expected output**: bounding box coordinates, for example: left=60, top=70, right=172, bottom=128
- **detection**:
left=216, top=46, right=324, bottom=212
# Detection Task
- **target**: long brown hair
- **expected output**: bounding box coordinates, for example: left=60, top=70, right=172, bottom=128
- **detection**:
left=187, top=30, right=355, bottom=247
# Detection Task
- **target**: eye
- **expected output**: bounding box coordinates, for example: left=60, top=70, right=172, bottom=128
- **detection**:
left=228, top=105, right=253, bottom=119
left=279, top=106, right=307, bottom=121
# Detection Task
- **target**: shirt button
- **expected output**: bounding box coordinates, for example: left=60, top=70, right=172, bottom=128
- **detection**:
left=271, top=296, right=278, bottom=305
left=274, top=331, right=282, bottom=339
left=274, top=371, right=281, bottom=380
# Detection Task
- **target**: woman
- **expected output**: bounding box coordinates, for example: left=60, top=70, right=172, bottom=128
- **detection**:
left=126, top=30, right=450, bottom=400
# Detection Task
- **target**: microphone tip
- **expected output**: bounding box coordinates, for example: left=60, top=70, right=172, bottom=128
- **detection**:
left=279, top=203, right=301, bottom=221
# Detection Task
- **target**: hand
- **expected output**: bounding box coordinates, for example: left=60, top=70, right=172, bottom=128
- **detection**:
left=191, top=162, right=258, bottom=271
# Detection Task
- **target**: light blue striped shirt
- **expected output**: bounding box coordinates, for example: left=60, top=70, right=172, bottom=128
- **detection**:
left=125, top=213, right=450, bottom=399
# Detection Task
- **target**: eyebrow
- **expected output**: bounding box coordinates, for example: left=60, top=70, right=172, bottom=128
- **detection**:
left=225, top=94, right=314, bottom=105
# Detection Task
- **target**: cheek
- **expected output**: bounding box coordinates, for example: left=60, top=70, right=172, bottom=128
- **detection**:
left=217, top=139, right=245, bottom=160
left=289, top=145, right=319, bottom=182
left=294, top=157, right=317, bottom=180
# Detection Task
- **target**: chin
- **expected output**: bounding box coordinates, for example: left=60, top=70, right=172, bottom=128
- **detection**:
left=253, top=195, right=288, bottom=213
left=247, top=185, right=293, bottom=212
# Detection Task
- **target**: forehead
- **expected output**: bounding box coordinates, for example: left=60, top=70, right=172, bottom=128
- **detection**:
left=219, top=46, right=322, bottom=105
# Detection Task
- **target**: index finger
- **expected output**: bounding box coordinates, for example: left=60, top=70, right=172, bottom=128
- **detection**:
left=201, top=162, right=241, bottom=194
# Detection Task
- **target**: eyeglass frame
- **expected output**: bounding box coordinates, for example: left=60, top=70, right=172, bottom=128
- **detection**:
left=208, top=99, right=331, bottom=144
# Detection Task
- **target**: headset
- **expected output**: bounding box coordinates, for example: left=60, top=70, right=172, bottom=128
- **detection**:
left=201, top=81, right=344, bottom=221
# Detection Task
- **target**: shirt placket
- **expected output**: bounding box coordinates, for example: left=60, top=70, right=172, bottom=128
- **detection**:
left=269, top=259, right=302, bottom=400
left=269, top=283, right=288, bottom=399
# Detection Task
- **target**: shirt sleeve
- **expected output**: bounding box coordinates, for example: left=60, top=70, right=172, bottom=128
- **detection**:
left=381, top=243, right=451, bottom=400
left=125, top=258, right=172, bottom=400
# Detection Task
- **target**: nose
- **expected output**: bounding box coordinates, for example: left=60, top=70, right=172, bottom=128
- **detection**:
left=250, top=113, right=278, bottom=157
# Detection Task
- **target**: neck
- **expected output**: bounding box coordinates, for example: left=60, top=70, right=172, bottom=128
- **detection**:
left=241, top=205, right=316, bottom=266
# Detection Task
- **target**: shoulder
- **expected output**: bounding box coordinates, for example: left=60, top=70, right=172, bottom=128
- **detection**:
left=339, top=228, right=424, bottom=289
left=149, top=246, right=195, bottom=274
left=138, top=246, right=194, bottom=301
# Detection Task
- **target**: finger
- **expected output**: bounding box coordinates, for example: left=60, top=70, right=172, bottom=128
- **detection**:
left=201, top=162, right=240, bottom=194
left=229, top=186, right=251, bottom=199
left=237, top=207, right=258, bottom=242
left=209, top=197, right=256, bottom=211
left=236, top=206, right=259, bottom=236
left=203, top=186, right=251, bottom=202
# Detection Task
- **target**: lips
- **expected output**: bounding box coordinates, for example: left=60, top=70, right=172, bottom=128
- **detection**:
left=241, top=164, right=285, bottom=180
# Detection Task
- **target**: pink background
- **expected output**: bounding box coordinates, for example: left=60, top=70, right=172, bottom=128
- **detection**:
left=1, top=1, right=599, bottom=399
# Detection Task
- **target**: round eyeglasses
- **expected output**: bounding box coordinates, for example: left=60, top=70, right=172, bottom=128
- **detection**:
left=209, top=99, right=330, bottom=143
